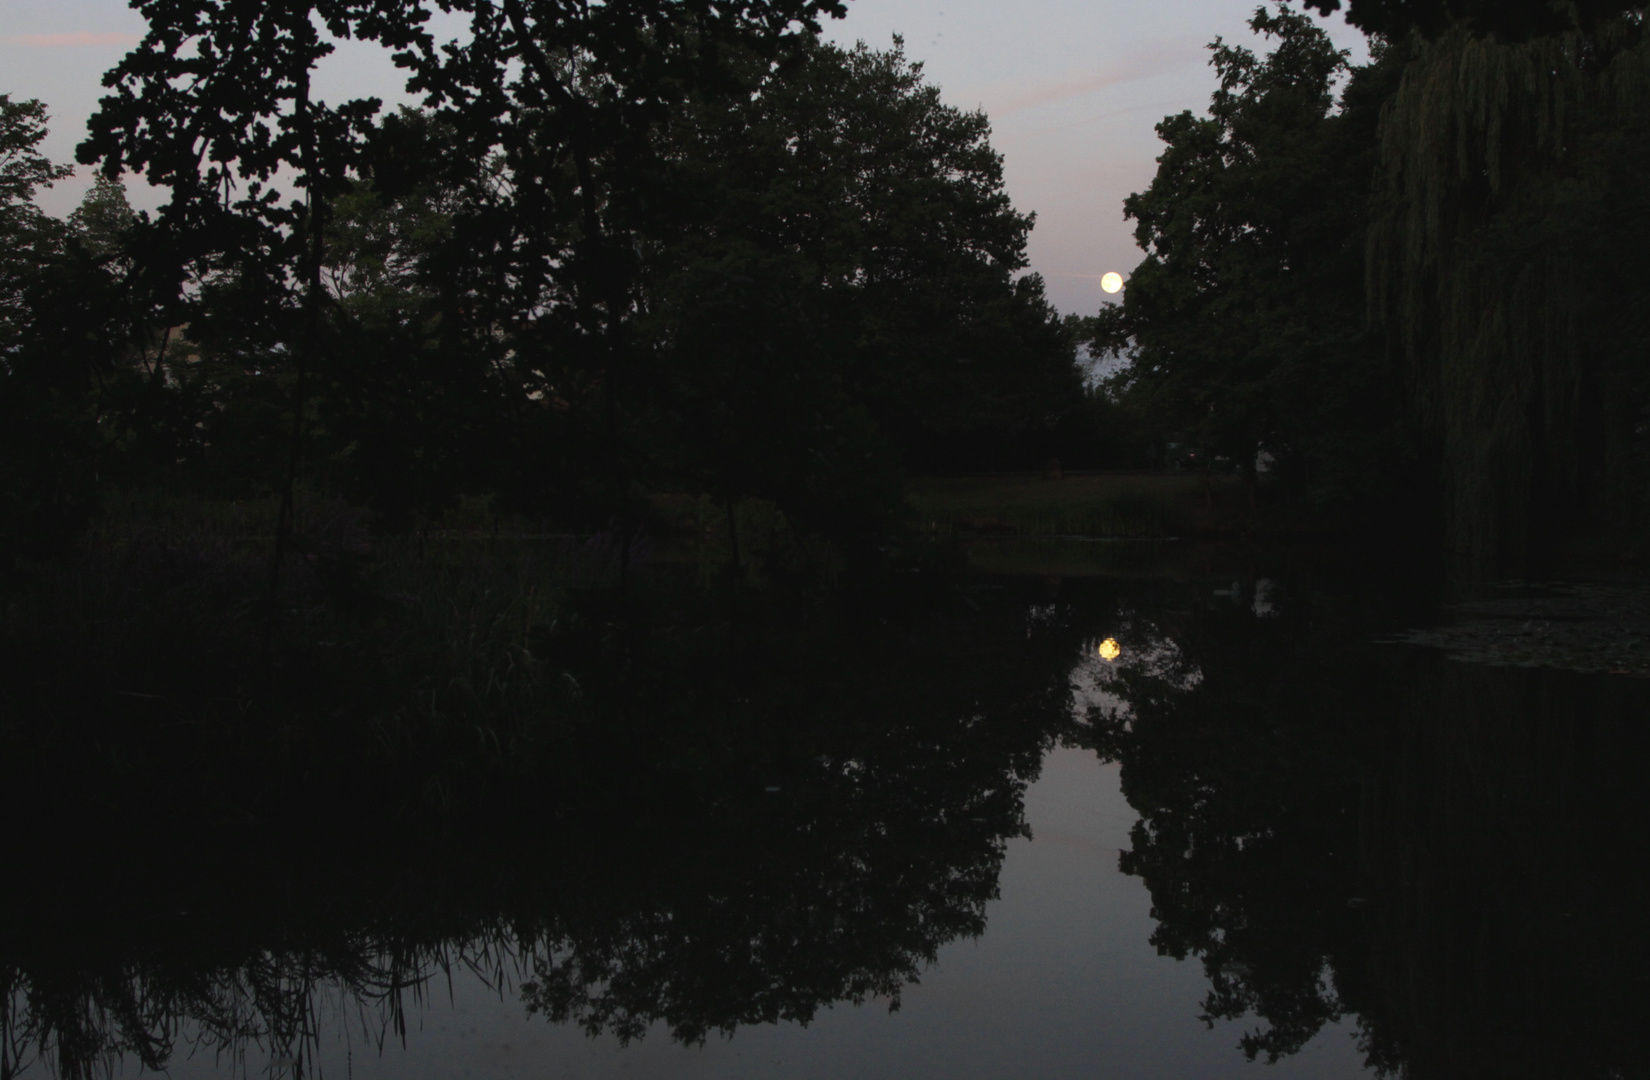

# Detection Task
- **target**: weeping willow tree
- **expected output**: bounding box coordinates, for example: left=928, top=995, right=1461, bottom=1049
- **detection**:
left=1368, top=8, right=1650, bottom=567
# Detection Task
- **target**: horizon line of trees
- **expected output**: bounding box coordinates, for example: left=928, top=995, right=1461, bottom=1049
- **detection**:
left=0, top=1, right=1109, bottom=579
left=6, top=0, right=1650, bottom=577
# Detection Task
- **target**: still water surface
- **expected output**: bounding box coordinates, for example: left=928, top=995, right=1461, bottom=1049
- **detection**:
left=153, top=749, right=1370, bottom=1079
left=6, top=541, right=1647, bottom=1078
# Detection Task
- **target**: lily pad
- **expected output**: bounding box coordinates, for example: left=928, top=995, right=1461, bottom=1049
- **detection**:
left=1383, top=581, right=1650, bottom=678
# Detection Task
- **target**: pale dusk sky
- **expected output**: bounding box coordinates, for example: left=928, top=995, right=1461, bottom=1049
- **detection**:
left=3, top=0, right=1366, bottom=315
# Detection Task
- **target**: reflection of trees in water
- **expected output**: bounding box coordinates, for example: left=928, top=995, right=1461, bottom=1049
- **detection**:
left=0, top=829, right=1002, bottom=1079
left=1068, top=575, right=1376, bottom=1064
left=12, top=564, right=1645, bottom=1080
left=1360, top=662, right=1650, bottom=1079
left=0, top=583, right=1083, bottom=1078
left=1074, top=570, right=1650, bottom=1079
left=2, top=937, right=495, bottom=1080
left=1070, top=602, right=1201, bottom=723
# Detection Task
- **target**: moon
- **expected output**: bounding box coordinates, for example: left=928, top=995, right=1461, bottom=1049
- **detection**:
left=1101, top=272, right=1124, bottom=294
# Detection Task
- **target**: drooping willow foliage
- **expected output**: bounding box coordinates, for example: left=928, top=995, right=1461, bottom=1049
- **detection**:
left=1369, top=9, right=1650, bottom=566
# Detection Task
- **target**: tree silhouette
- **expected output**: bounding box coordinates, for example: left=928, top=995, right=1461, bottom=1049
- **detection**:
left=1090, top=8, right=1421, bottom=524
left=1293, top=0, right=1638, bottom=39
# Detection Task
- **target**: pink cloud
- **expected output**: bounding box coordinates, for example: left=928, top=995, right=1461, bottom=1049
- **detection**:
left=2, top=31, right=139, bottom=48
left=988, top=41, right=1205, bottom=115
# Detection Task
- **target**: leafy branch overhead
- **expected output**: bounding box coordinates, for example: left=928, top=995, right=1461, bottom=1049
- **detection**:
left=1289, top=0, right=1639, bottom=38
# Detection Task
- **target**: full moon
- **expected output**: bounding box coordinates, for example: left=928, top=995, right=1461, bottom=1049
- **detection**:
left=1101, top=272, right=1124, bottom=294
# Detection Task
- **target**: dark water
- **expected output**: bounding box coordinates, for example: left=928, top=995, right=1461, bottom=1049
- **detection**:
left=4, top=541, right=1648, bottom=1079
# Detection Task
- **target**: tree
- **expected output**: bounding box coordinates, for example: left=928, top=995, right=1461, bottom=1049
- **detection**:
left=78, top=0, right=438, bottom=596
left=1291, top=0, right=1639, bottom=40
left=1090, top=7, right=1420, bottom=522
left=335, top=33, right=1083, bottom=558
left=616, top=38, right=1089, bottom=566
left=75, top=0, right=853, bottom=553
left=65, top=0, right=1090, bottom=571
left=648, top=39, right=1084, bottom=500
left=0, top=98, right=118, bottom=569
left=1366, top=9, right=1650, bottom=566
left=0, top=96, right=72, bottom=366
left=367, top=0, right=856, bottom=575
left=66, top=173, right=136, bottom=262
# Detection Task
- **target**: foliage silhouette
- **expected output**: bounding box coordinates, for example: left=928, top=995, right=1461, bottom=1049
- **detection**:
left=47, top=3, right=1093, bottom=576
left=1292, top=0, right=1639, bottom=40
left=0, top=99, right=147, bottom=570
left=0, top=571, right=1081, bottom=1076
left=1366, top=10, right=1650, bottom=567
left=1088, top=8, right=1426, bottom=529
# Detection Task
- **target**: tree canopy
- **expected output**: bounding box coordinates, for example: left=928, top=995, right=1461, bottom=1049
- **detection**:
left=1365, top=6, right=1650, bottom=565
left=0, top=97, right=132, bottom=566
left=1096, top=2, right=1650, bottom=562
left=1088, top=8, right=1422, bottom=525
left=641, top=38, right=1082, bottom=544
left=11, top=0, right=1648, bottom=572
left=0, top=3, right=1092, bottom=578
left=1292, top=0, right=1640, bottom=39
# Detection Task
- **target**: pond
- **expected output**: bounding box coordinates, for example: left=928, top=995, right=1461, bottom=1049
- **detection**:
left=3, top=540, right=1647, bottom=1079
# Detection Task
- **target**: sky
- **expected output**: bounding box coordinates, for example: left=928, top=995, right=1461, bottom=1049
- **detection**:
left=2, top=0, right=1367, bottom=316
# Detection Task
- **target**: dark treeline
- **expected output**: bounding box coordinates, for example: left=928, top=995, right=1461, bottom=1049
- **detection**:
left=0, top=0, right=1096, bottom=582
left=1089, top=0, right=1650, bottom=568
left=8, top=0, right=1649, bottom=579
